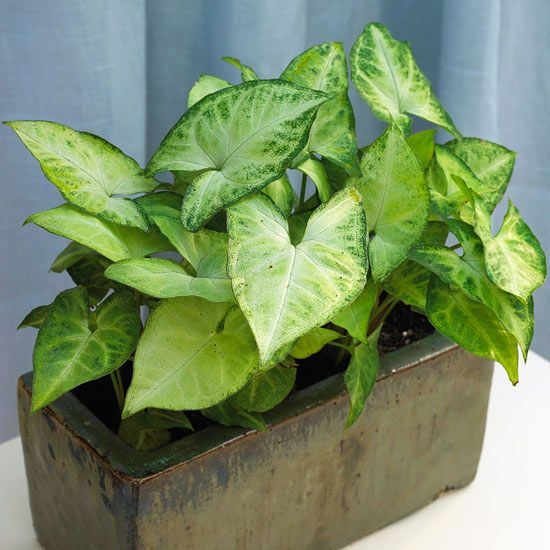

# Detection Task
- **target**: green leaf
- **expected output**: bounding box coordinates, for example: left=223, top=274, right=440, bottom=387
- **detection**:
left=282, top=42, right=361, bottom=176
left=382, top=261, right=430, bottom=310
left=50, top=242, right=114, bottom=304
left=123, top=297, right=259, bottom=416
left=227, top=188, right=367, bottom=365
left=410, top=219, right=534, bottom=358
left=290, top=327, right=342, bottom=359
left=281, top=42, right=349, bottom=92
left=261, top=174, right=295, bottom=217
left=426, top=275, right=519, bottom=384
left=287, top=209, right=313, bottom=245
left=474, top=200, right=546, bottom=301
left=6, top=121, right=155, bottom=230
left=188, top=74, right=231, bottom=108
left=345, top=330, right=380, bottom=427
left=202, top=402, right=267, bottom=431
left=135, top=192, right=230, bottom=281
left=349, top=123, right=428, bottom=282
left=407, top=129, right=436, bottom=170
left=146, top=80, right=328, bottom=231
left=26, top=204, right=173, bottom=262
left=105, top=257, right=234, bottom=303
left=31, top=288, right=141, bottom=413
left=296, top=158, right=331, bottom=202
left=229, top=366, right=296, bottom=412
left=332, top=282, right=378, bottom=343
left=222, top=56, right=259, bottom=81
left=445, top=137, right=515, bottom=211
left=18, top=304, right=50, bottom=330
left=323, top=157, right=351, bottom=193
left=50, top=241, right=95, bottom=273
left=119, top=418, right=171, bottom=451
left=382, top=221, right=448, bottom=311
left=429, top=145, right=487, bottom=220
left=118, top=409, right=193, bottom=452
left=350, top=23, right=459, bottom=137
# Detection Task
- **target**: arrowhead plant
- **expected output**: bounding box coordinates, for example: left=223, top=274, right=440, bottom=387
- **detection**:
left=9, top=22, right=546, bottom=449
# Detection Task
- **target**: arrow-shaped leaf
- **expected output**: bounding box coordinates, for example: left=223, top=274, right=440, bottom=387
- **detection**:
left=410, top=219, right=534, bottom=358
left=31, top=288, right=141, bottom=413
left=123, top=297, right=259, bottom=416
left=227, top=188, right=367, bottom=365
left=350, top=23, right=459, bottom=137
left=282, top=42, right=361, bottom=176
left=6, top=121, right=155, bottom=230
left=426, top=275, right=519, bottom=384
left=474, top=200, right=546, bottom=301
left=147, top=80, right=328, bottom=230
left=349, top=123, right=428, bottom=282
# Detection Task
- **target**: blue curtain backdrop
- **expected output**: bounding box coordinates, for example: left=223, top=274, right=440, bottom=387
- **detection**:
left=1, top=0, right=548, bottom=441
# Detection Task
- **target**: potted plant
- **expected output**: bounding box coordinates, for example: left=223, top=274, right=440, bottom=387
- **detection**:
left=10, top=22, right=545, bottom=550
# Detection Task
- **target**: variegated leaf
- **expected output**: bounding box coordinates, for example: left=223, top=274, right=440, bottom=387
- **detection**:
left=350, top=23, right=459, bottom=137
left=32, top=288, right=141, bottom=413
left=146, top=80, right=327, bottom=231
left=227, top=188, right=367, bottom=365
left=18, top=304, right=50, bottom=330
left=6, top=121, right=155, bottom=230
left=445, top=137, right=515, bottom=211
left=348, top=123, right=428, bottom=282
left=261, top=174, right=295, bottom=217
left=188, top=74, right=231, bottom=108
left=410, top=219, right=534, bottom=358
left=407, top=129, right=436, bottom=170
left=124, top=297, right=259, bottom=415
left=26, top=204, right=173, bottom=262
left=475, top=200, right=546, bottom=301
left=282, top=42, right=361, bottom=176
left=426, top=275, right=519, bottom=384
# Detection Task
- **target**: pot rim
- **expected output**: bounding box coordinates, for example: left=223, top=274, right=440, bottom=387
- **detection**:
left=19, top=332, right=456, bottom=480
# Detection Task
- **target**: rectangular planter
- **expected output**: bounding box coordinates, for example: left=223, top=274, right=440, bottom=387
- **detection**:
left=18, top=333, right=493, bottom=550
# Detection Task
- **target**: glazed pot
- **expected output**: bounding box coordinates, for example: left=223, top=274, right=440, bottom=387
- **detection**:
left=17, top=332, right=493, bottom=550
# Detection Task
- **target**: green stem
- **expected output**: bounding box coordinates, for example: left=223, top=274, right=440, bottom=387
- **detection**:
left=327, top=341, right=353, bottom=352
left=298, top=172, right=307, bottom=209
left=368, top=295, right=399, bottom=336
left=110, top=370, right=125, bottom=413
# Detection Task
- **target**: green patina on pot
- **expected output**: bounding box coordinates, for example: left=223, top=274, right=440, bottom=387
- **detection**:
left=18, top=333, right=493, bottom=550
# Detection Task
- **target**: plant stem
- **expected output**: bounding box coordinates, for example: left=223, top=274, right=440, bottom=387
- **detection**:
left=110, top=370, right=125, bottom=412
left=298, top=172, right=307, bottom=209
left=368, top=295, right=399, bottom=336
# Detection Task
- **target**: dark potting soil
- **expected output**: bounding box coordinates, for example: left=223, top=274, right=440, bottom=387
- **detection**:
left=72, top=302, right=434, bottom=439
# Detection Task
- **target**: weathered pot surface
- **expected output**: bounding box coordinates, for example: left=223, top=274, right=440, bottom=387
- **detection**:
left=18, top=332, right=493, bottom=550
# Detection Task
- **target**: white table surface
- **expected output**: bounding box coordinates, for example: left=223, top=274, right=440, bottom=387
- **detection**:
left=2, top=353, right=549, bottom=550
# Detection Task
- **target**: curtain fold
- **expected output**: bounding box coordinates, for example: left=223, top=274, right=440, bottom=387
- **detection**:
left=0, top=0, right=547, bottom=441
